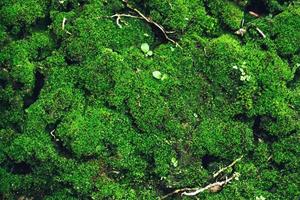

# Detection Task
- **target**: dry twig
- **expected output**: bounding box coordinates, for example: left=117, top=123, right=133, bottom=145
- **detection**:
left=110, top=13, right=142, bottom=28
left=161, top=156, right=243, bottom=199
left=161, top=173, right=240, bottom=199
left=249, top=11, right=260, bottom=17
left=213, top=155, right=243, bottom=178
left=108, top=0, right=180, bottom=46
left=62, top=17, right=72, bottom=35
left=255, top=27, right=266, bottom=38
left=183, top=173, right=240, bottom=196
left=50, top=129, right=59, bottom=141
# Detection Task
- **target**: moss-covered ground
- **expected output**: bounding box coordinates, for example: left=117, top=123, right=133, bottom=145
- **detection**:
left=0, top=0, right=299, bottom=199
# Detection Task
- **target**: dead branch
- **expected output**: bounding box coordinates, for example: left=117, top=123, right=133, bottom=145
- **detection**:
left=62, top=17, right=72, bottom=35
left=213, top=155, right=243, bottom=178
left=50, top=129, right=59, bottom=142
left=161, top=173, right=240, bottom=199
left=110, top=13, right=142, bottom=28
left=114, top=0, right=180, bottom=47
left=255, top=27, right=266, bottom=38
left=182, top=173, right=240, bottom=196
left=249, top=11, right=260, bottom=18
left=161, top=156, right=243, bottom=199
left=62, top=17, right=66, bottom=30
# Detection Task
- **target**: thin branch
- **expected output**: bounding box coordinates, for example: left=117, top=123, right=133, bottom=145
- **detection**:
left=118, top=0, right=180, bottom=47
left=161, top=173, right=240, bottom=199
left=249, top=11, right=260, bottom=18
left=50, top=129, right=59, bottom=142
left=182, top=173, right=240, bottom=196
left=62, top=17, right=67, bottom=30
left=255, top=27, right=266, bottom=38
left=110, top=13, right=142, bottom=28
left=213, top=155, right=243, bottom=178
left=161, top=156, right=243, bottom=199
left=62, top=17, right=72, bottom=35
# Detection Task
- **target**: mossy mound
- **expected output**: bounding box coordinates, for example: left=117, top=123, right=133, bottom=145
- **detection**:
left=0, top=0, right=299, bottom=199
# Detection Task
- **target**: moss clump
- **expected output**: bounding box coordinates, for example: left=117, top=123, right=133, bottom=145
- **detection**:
left=206, top=0, right=244, bottom=31
left=0, top=0, right=49, bottom=35
left=272, top=6, right=300, bottom=57
left=0, top=0, right=299, bottom=199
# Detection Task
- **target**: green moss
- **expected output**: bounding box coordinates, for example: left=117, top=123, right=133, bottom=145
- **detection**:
left=1, top=0, right=300, bottom=199
left=207, top=0, right=244, bottom=30
left=272, top=6, right=300, bottom=56
left=146, top=0, right=195, bottom=30
left=192, top=118, right=254, bottom=159
left=0, top=0, right=48, bottom=34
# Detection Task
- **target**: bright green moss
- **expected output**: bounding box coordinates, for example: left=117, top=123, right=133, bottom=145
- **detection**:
left=147, top=0, right=193, bottom=30
left=192, top=117, right=254, bottom=159
left=266, top=0, right=295, bottom=14
left=202, top=34, right=245, bottom=95
left=207, top=0, right=244, bottom=30
left=272, top=6, right=300, bottom=56
left=272, top=135, right=300, bottom=170
left=0, top=0, right=48, bottom=34
left=1, top=0, right=300, bottom=199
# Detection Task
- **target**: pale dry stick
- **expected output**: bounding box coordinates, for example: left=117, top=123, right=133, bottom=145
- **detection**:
left=213, top=155, right=243, bottom=178
left=181, top=173, right=240, bottom=196
left=256, top=27, right=266, bottom=38
left=161, top=156, right=242, bottom=199
left=62, top=17, right=67, bottom=30
left=110, top=13, right=142, bottom=28
left=161, top=173, right=240, bottom=199
left=50, top=129, right=59, bottom=142
left=249, top=11, right=260, bottom=17
left=161, top=187, right=198, bottom=199
left=121, top=0, right=180, bottom=47
left=62, top=17, right=72, bottom=35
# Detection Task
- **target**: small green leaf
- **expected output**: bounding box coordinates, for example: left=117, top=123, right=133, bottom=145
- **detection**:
left=152, top=71, right=162, bottom=79
left=161, top=74, right=168, bottom=80
left=141, top=43, right=150, bottom=53
left=171, top=157, right=178, bottom=167
left=146, top=50, right=153, bottom=56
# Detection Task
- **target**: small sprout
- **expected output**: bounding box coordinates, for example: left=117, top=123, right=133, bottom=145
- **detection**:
left=161, top=74, right=168, bottom=80
left=171, top=157, right=178, bottom=167
left=152, top=71, right=162, bottom=79
left=240, top=75, right=251, bottom=81
left=170, top=47, right=175, bottom=52
left=146, top=50, right=153, bottom=56
left=239, top=68, right=245, bottom=74
left=143, top=33, right=150, bottom=37
left=233, top=63, right=251, bottom=82
left=193, top=113, right=198, bottom=118
left=152, top=71, right=168, bottom=80
left=141, top=43, right=150, bottom=53
left=256, top=196, right=266, bottom=200
left=234, top=172, right=240, bottom=180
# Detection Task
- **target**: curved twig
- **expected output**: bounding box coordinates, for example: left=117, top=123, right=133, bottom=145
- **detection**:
left=113, top=0, right=180, bottom=47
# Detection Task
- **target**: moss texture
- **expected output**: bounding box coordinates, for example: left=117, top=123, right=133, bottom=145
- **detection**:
left=0, top=0, right=299, bottom=199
